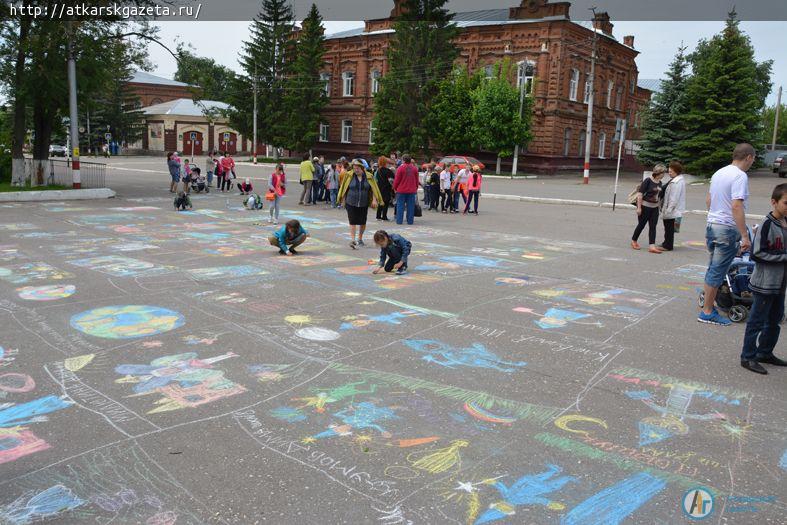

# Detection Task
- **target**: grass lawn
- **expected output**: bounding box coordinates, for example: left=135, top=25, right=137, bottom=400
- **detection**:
left=0, top=182, right=71, bottom=192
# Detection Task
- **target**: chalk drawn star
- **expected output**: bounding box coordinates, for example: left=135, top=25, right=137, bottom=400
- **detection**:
left=455, top=481, right=476, bottom=493
left=354, top=434, right=374, bottom=444
left=301, top=436, right=317, bottom=444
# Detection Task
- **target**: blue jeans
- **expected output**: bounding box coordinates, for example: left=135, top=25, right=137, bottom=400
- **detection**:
left=704, top=224, right=741, bottom=287
left=741, top=293, right=784, bottom=360
left=207, top=170, right=213, bottom=186
left=396, top=192, right=416, bottom=225
left=330, top=188, right=338, bottom=208
left=311, top=180, right=323, bottom=203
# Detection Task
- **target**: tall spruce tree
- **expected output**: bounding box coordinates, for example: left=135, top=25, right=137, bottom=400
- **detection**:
left=427, top=67, right=482, bottom=153
left=637, top=46, right=689, bottom=166
left=677, top=11, right=772, bottom=175
left=228, top=0, right=294, bottom=153
left=371, top=0, right=459, bottom=156
left=281, top=4, right=326, bottom=153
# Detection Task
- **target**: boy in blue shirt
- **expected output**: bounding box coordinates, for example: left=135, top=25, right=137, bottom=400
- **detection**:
left=268, top=219, right=309, bottom=256
left=373, top=230, right=411, bottom=275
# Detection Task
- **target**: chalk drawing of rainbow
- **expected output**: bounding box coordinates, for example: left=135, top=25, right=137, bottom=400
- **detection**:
left=464, top=401, right=517, bottom=425
left=70, top=305, right=185, bottom=339
left=16, top=285, right=75, bottom=301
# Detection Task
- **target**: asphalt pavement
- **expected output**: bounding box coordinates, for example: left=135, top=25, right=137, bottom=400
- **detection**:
left=0, top=156, right=784, bottom=524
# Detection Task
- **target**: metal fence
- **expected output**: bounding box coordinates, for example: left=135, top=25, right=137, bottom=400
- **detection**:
left=26, top=159, right=107, bottom=188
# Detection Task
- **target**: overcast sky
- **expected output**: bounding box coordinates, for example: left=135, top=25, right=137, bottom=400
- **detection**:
left=146, top=20, right=786, bottom=106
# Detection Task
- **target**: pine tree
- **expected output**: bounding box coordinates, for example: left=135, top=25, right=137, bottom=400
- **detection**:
left=228, top=0, right=294, bottom=151
left=637, top=46, right=690, bottom=166
left=371, top=0, right=459, bottom=156
left=677, top=11, right=772, bottom=176
left=427, top=67, right=482, bottom=153
left=281, top=4, right=326, bottom=152
left=762, top=104, right=787, bottom=146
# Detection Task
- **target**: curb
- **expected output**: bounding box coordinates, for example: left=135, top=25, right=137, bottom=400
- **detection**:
left=0, top=188, right=116, bottom=202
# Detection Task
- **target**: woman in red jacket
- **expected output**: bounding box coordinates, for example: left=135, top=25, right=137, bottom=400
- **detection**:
left=463, top=165, right=483, bottom=215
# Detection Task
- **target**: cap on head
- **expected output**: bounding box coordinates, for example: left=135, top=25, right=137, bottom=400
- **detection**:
left=351, top=158, right=364, bottom=168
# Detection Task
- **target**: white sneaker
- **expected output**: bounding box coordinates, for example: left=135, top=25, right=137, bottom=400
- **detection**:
left=273, top=219, right=278, bottom=225
left=267, top=217, right=273, bottom=224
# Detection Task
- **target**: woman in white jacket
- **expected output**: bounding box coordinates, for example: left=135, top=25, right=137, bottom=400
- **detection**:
left=660, top=160, right=686, bottom=251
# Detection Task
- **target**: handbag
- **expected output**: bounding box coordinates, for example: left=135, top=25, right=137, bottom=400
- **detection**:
left=674, top=216, right=682, bottom=233
left=627, top=185, right=641, bottom=206
left=414, top=203, right=422, bottom=217
left=265, top=190, right=276, bottom=201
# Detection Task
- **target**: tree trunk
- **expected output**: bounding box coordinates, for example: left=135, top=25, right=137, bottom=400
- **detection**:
left=32, top=101, right=54, bottom=187
left=495, top=155, right=501, bottom=175
left=10, top=19, right=31, bottom=186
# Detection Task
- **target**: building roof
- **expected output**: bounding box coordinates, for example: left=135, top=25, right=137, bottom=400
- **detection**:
left=130, top=70, right=191, bottom=87
left=325, top=9, right=618, bottom=41
left=142, top=98, right=231, bottom=117
left=637, top=78, right=662, bottom=94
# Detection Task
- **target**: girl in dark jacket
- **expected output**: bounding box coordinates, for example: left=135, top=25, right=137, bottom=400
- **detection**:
left=375, top=156, right=395, bottom=221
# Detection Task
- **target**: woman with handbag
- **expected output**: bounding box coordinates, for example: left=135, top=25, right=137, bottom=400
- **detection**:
left=375, top=156, right=395, bottom=221
left=267, top=164, right=287, bottom=224
left=631, top=164, right=667, bottom=253
left=337, top=159, right=383, bottom=249
left=659, top=161, right=686, bottom=251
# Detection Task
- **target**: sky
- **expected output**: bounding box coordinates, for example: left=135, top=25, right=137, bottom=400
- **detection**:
left=146, top=20, right=786, bottom=106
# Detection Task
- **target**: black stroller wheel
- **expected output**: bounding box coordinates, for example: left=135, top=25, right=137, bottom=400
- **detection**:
left=729, top=305, right=748, bottom=323
left=697, top=292, right=705, bottom=309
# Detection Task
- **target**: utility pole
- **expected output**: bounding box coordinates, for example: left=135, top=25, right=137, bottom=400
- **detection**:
left=86, top=110, right=92, bottom=156
left=511, top=61, right=528, bottom=178
left=772, top=86, right=782, bottom=151
left=67, top=22, right=81, bottom=189
left=582, top=7, right=598, bottom=185
left=253, top=64, right=258, bottom=164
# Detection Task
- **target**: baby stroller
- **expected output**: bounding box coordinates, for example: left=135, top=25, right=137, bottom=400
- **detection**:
left=698, top=226, right=756, bottom=322
left=190, top=168, right=208, bottom=193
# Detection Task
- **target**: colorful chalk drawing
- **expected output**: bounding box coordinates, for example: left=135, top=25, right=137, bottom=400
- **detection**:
left=0, top=346, right=19, bottom=368
left=780, top=449, right=787, bottom=471
left=0, top=262, right=73, bottom=284
left=340, top=310, right=425, bottom=331
left=293, top=381, right=377, bottom=413
left=512, top=307, right=597, bottom=329
left=295, top=327, right=340, bottom=341
left=11, top=231, right=79, bottom=239
left=404, top=340, right=527, bottom=372
left=440, top=256, right=506, bottom=268
left=463, top=401, right=517, bottom=425
left=270, top=406, right=308, bottom=422
left=68, top=213, right=139, bottom=226
left=16, top=284, right=76, bottom=301
left=495, top=276, right=531, bottom=286
left=277, top=253, right=357, bottom=267
left=528, top=283, right=668, bottom=321
left=67, top=256, right=175, bottom=277
left=475, top=464, right=576, bottom=524
left=561, top=472, right=666, bottom=525
left=0, top=395, right=73, bottom=465
left=0, top=373, right=35, bottom=393
left=0, top=223, right=37, bottom=231
left=408, top=440, right=468, bottom=474
left=249, top=364, right=303, bottom=384
left=114, top=352, right=246, bottom=414
left=0, top=485, right=84, bottom=524
left=191, top=265, right=269, bottom=281
left=313, top=402, right=398, bottom=439
left=414, top=261, right=462, bottom=272
left=0, top=245, right=26, bottom=262
left=70, top=305, right=185, bottom=339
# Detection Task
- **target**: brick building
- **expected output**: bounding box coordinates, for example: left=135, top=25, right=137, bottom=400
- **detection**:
left=317, top=0, right=653, bottom=172
left=127, top=71, right=197, bottom=107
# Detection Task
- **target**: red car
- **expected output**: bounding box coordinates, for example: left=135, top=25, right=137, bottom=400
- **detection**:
left=421, top=155, right=485, bottom=172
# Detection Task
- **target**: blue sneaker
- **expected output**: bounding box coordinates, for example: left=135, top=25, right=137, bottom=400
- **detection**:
left=698, top=308, right=731, bottom=326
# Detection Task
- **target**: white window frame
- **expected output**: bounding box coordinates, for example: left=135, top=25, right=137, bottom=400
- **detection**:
left=368, top=125, right=376, bottom=145
left=606, top=80, right=614, bottom=108
left=320, top=73, right=331, bottom=97
left=342, top=71, right=354, bottom=97
left=341, top=119, right=352, bottom=143
left=583, top=79, right=591, bottom=104
left=569, top=69, right=579, bottom=101
left=371, top=70, right=381, bottom=95
left=319, top=123, right=329, bottom=142
left=598, top=132, right=606, bottom=159
left=517, top=61, right=535, bottom=95
left=563, top=128, right=572, bottom=156
left=615, top=86, right=623, bottom=110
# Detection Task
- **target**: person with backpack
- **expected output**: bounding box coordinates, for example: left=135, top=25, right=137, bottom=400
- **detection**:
left=659, top=160, right=686, bottom=251
left=631, top=164, right=666, bottom=254
left=463, top=165, right=483, bottom=215
left=393, top=153, right=420, bottom=225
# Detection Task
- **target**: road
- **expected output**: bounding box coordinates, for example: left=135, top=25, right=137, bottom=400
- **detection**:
left=0, top=156, right=784, bottom=524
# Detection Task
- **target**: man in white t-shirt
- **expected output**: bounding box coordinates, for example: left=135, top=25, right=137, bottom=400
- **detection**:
left=699, top=143, right=755, bottom=326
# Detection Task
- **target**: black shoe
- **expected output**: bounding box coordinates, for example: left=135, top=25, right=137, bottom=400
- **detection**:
left=755, top=354, right=787, bottom=366
left=741, top=360, right=768, bottom=374
left=278, top=249, right=286, bottom=255
left=289, top=248, right=298, bottom=255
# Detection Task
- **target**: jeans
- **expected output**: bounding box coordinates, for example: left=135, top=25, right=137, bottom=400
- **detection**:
left=440, top=189, right=452, bottom=211
left=396, top=192, right=416, bottom=225
left=269, top=194, right=280, bottom=220
left=464, top=190, right=479, bottom=213
left=383, top=244, right=404, bottom=272
left=453, top=186, right=466, bottom=209
left=632, top=206, right=659, bottom=245
left=741, top=293, right=785, bottom=360
left=662, top=218, right=676, bottom=250
left=299, top=180, right=313, bottom=204
left=207, top=170, right=213, bottom=186
left=312, top=180, right=323, bottom=203
left=423, top=187, right=431, bottom=206
left=704, top=223, right=742, bottom=287
left=330, top=188, right=338, bottom=208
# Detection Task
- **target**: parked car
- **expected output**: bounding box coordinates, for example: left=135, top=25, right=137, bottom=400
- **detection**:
left=49, top=144, right=67, bottom=157
left=778, top=155, right=787, bottom=178
left=421, top=155, right=485, bottom=172
left=773, top=153, right=785, bottom=173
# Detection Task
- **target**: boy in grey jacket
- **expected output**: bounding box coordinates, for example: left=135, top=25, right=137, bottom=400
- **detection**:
left=740, top=183, right=787, bottom=374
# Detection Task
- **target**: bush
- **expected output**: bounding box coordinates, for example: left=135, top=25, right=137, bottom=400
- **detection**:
left=0, top=151, right=11, bottom=184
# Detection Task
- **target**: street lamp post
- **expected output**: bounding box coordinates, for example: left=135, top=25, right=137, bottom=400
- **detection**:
left=67, top=22, right=81, bottom=189
left=511, top=61, right=528, bottom=179
left=253, top=64, right=258, bottom=164
left=582, top=8, right=598, bottom=185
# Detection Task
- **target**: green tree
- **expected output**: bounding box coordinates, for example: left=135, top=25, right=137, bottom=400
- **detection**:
left=762, top=103, right=787, bottom=146
left=229, top=0, right=294, bottom=155
left=471, top=61, right=533, bottom=174
left=281, top=3, right=326, bottom=152
left=371, top=0, right=459, bottom=156
left=677, top=11, right=773, bottom=175
left=427, top=67, right=482, bottom=153
left=174, top=43, right=236, bottom=102
left=637, top=46, right=690, bottom=166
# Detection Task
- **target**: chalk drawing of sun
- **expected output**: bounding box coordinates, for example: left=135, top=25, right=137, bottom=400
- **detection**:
left=285, top=314, right=316, bottom=327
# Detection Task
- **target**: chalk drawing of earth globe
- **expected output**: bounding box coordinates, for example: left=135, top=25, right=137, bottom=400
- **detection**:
left=70, top=305, right=185, bottom=339
left=17, top=284, right=76, bottom=301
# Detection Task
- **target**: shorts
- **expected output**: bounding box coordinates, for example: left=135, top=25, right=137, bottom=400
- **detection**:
left=346, top=204, right=369, bottom=226
left=170, top=173, right=180, bottom=183
left=704, top=223, right=741, bottom=287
